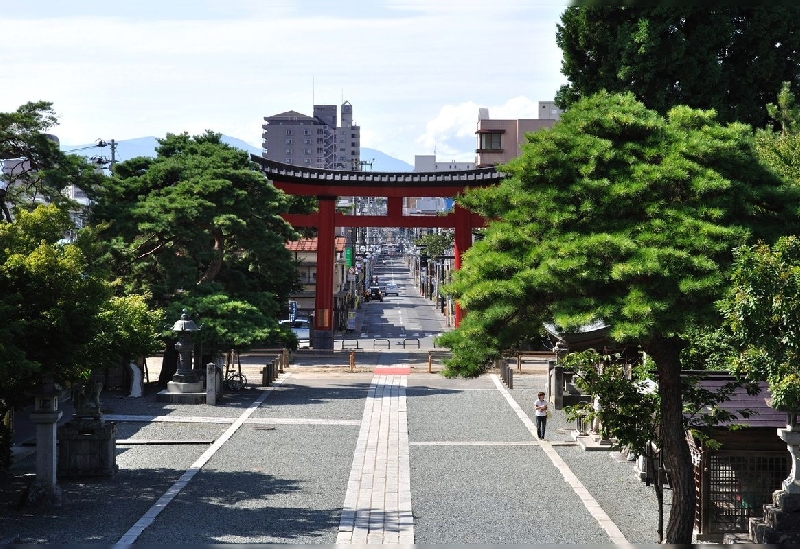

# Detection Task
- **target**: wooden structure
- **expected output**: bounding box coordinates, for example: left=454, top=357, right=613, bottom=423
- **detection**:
left=689, top=376, right=789, bottom=541
left=252, top=157, right=502, bottom=349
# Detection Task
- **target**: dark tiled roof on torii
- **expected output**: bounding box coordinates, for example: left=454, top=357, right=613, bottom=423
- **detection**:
left=251, top=155, right=505, bottom=189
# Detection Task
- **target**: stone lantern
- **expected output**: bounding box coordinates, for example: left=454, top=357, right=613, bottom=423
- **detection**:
left=159, top=309, right=205, bottom=402
left=171, top=309, right=200, bottom=383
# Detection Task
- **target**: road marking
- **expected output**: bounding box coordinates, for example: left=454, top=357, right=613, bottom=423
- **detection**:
left=491, top=374, right=630, bottom=546
left=116, top=373, right=291, bottom=544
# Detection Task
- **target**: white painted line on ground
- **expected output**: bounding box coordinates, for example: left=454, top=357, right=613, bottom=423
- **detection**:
left=116, top=373, right=291, bottom=545
left=409, top=441, right=540, bottom=446
left=491, top=374, right=630, bottom=547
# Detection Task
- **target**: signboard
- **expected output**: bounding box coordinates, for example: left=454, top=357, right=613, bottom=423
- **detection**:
left=345, top=247, right=353, bottom=267
left=347, top=311, right=356, bottom=331
left=289, top=300, right=298, bottom=322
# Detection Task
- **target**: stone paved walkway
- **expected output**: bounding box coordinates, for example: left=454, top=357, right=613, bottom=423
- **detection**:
left=337, top=374, right=413, bottom=544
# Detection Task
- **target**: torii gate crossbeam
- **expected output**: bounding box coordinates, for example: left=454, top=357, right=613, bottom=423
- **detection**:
left=252, top=156, right=502, bottom=349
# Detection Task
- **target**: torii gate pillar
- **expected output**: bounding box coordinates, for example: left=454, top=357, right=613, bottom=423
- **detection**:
left=313, top=196, right=336, bottom=350
left=453, top=205, right=472, bottom=327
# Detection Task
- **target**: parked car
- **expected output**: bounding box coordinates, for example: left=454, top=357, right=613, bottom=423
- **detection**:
left=279, top=318, right=311, bottom=348
left=369, top=286, right=383, bottom=302
left=384, top=283, right=399, bottom=296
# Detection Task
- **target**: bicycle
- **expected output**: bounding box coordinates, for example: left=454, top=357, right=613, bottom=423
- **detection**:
left=223, top=354, right=247, bottom=391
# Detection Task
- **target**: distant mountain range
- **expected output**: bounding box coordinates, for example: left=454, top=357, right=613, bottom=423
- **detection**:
left=61, top=135, right=414, bottom=172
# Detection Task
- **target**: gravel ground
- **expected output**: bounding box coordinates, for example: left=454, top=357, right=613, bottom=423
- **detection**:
left=553, top=445, right=668, bottom=544
left=2, top=367, right=682, bottom=545
left=410, top=445, right=608, bottom=544
left=135, top=424, right=358, bottom=544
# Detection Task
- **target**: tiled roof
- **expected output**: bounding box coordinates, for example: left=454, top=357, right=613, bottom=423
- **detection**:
left=266, top=110, right=314, bottom=121
left=285, top=236, right=347, bottom=252
left=252, top=156, right=505, bottom=187
left=693, top=378, right=785, bottom=428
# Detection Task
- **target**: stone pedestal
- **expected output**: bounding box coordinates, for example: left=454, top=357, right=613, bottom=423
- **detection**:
left=750, top=490, right=800, bottom=543
left=57, top=417, right=118, bottom=478
left=156, top=378, right=206, bottom=404
left=749, top=427, right=800, bottom=542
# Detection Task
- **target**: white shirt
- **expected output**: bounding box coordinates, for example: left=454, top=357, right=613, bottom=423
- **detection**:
left=534, top=398, right=548, bottom=417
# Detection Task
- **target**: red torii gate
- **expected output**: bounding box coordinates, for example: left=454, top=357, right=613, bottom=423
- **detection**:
left=252, top=156, right=503, bottom=349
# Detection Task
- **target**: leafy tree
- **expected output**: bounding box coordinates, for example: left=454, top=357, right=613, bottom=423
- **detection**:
left=0, top=205, right=110, bottom=469
left=563, top=349, right=666, bottom=541
left=0, top=101, right=105, bottom=215
left=415, top=232, right=453, bottom=258
left=564, top=348, right=757, bottom=542
left=85, top=294, right=164, bottom=372
left=755, top=82, right=800, bottom=186
left=438, top=91, right=800, bottom=543
left=722, top=237, right=800, bottom=426
left=556, top=6, right=800, bottom=130
left=87, top=131, right=301, bottom=357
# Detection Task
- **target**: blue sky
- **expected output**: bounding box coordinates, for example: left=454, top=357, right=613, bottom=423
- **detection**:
left=1, top=0, right=570, bottom=164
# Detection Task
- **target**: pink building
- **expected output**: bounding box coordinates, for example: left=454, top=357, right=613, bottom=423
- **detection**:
left=475, top=101, right=561, bottom=168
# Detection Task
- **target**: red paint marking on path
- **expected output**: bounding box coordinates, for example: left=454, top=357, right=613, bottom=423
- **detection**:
left=373, top=367, right=411, bottom=375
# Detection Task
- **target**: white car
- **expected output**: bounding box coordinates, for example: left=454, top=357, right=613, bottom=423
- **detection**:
left=384, top=283, right=400, bottom=296
left=280, top=318, right=311, bottom=348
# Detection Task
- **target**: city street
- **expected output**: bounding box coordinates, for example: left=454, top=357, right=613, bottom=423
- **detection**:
left=342, top=256, right=451, bottom=351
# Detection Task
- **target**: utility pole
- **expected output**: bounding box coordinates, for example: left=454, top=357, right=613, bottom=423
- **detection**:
left=109, top=139, right=117, bottom=173
left=93, top=139, right=117, bottom=174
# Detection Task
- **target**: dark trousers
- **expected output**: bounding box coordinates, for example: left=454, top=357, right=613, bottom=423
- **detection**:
left=535, top=415, right=547, bottom=439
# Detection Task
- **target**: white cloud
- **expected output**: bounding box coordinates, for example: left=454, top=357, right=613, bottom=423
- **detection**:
left=0, top=0, right=569, bottom=165
left=414, top=96, right=550, bottom=163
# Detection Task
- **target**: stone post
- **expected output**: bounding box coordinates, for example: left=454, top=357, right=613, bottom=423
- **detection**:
left=25, top=382, right=63, bottom=507
left=551, top=362, right=564, bottom=410
left=206, top=363, right=219, bottom=405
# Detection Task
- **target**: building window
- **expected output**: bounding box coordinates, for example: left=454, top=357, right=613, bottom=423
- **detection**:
left=304, top=138, right=312, bottom=145
left=317, top=157, right=323, bottom=163
left=285, top=148, right=292, bottom=154
left=304, top=148, right=312, bottom=155
left=304, top=129, right=311, bottom=135
left=286, top=157, right=292, bottom=163
left=285, top=138, right=293, bottom=145
left=478, top=133, right=502, bottom=150
left=285, top=129, right=292, bottom=135
left=304, top=158, right=311, bottom=164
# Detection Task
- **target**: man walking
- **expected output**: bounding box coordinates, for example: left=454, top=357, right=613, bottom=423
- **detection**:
left=534, top=391, right=548, bottom=440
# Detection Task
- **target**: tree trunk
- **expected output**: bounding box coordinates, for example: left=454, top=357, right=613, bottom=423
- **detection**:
left=198, top=227, right=223, bottom=285
left=647, top=334, right=695, bottom=544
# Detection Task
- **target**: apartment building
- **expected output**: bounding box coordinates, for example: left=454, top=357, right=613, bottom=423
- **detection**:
left=262, top=101, right=360, bottom=170
left=475, top=100, right=562, bottom=168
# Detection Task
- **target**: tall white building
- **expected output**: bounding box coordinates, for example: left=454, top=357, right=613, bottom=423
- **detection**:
left=261, top=101, right=360, bottom=170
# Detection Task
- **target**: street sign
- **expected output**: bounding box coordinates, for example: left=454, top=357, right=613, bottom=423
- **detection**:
left=289, top=300, right=298, bottom=322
